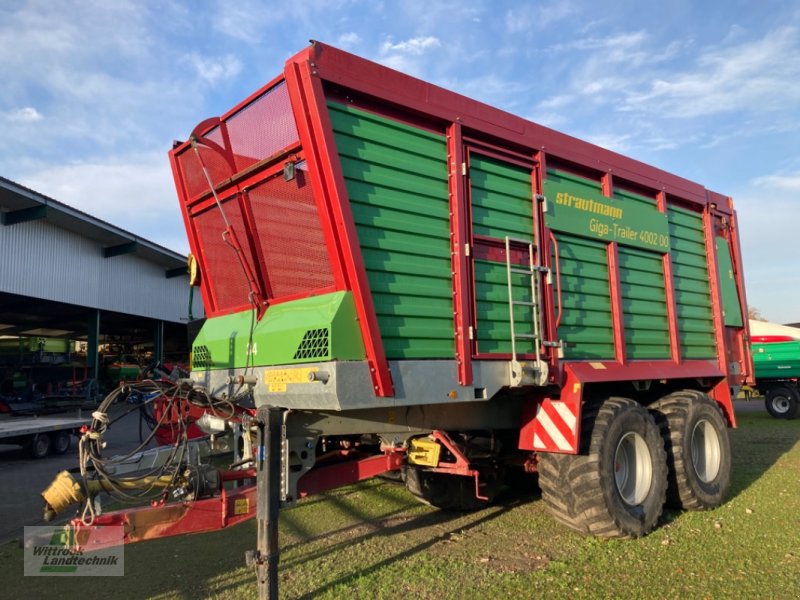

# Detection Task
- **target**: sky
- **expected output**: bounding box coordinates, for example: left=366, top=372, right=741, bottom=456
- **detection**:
left=1, top=0, right=799, bottom=323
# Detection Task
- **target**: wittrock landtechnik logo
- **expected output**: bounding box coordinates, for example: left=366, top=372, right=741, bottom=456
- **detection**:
left=23, top=526, right=124, bottom=576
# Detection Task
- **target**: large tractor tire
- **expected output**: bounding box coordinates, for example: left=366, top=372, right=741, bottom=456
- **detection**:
left=649, top=390, right=731, bottom=510
left=538, top=397, right=668, bottom=539
left=764, top=384, right=800, bottom=419
left=404, top=467, right=494, bottom=512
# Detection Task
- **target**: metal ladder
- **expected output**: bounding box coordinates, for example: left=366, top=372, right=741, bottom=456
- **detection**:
left=504, top=236, right=547, bottom=386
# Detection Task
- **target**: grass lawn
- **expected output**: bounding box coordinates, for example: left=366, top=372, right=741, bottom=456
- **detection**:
left=2, top=409, right=798, bottom=599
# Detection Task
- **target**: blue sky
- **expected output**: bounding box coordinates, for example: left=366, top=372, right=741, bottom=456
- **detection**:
left=1, top=1, right=799, bottom=322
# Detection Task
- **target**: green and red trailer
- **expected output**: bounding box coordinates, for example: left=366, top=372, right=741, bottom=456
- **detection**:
left=43, top=42, right=752, bottom=599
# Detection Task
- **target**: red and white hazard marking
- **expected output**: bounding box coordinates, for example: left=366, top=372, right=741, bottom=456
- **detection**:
left=532, top=400, right=579, bottom=453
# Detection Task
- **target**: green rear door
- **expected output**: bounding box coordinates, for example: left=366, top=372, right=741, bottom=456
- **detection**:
left=468, top=152, right=539, bottom=356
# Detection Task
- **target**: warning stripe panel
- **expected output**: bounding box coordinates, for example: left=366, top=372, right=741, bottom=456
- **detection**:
left=531, top=400, right=579, bottom=453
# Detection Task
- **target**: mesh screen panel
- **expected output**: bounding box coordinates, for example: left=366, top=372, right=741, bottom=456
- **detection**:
left=226, top=82, right=298, bottom=172
left=248, top=169, right=335, bottom=299
left=178, top=127, right=233, bottom=199
left=193, top=196, right=255, bottom=313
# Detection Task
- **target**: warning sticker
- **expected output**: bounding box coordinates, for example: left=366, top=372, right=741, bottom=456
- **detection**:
left=265, top=367, right=319, bottom=392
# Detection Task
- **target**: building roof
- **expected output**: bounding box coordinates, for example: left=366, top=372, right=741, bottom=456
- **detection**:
left=0, top=175, right=186, bottom=272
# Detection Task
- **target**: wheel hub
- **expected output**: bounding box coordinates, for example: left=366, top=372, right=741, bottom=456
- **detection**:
left=771, top=396, right=790, bottom=414
left=691, top=419, right=721, bottom=482
left=614, top=432, right=653, bottom=506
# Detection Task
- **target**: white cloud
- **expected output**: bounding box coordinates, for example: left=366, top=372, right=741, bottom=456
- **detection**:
left=187, top=53, right=243, bottom=85
left=19, top=152, right=188, bottom=253
left=752, top=173, right=800, bottom=191
left=2, top=107, right=43, bottom=122
left=624, top=26, right=800, bottom=118
left=381, top=36, right=441, bottom=55
left=337, top=32, right=362, bottom=49
left=377, top=35, right=443, bottom=77
left=506, top=1, right=578, bottom=33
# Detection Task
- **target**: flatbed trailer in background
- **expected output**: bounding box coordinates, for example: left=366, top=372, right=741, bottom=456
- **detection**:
left=1, top=412, right=87, bottom=457
left=43, top=42, right=752, bottom=600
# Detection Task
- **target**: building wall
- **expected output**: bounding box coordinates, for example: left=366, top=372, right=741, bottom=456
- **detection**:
left=0, top=219, right=201, bottom=323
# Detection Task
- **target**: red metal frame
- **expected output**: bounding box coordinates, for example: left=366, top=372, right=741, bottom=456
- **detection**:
left=607, top=242, right=627, bottom=364
left=68, top=450, right=405, bottom=553
left=447, top=123, right=473, bottom=385
left=702, top=207, right=732, bottom=397
left=284, top=55, right=394, bottom=397
left=657, top=191, right=682, bottom=364
left=726, top=202, right=755, bottom=385
left=428, top=430, right=487, bottom=501
left=296, top=449, right=404, bottom=498
left=299, top=43, right=727, bottom=212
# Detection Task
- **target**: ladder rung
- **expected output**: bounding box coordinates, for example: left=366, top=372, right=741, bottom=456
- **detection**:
left=509, top=268, right=534, bottom=276
left=505, top=236, right=537, bottom=248
left=511, top=300, right=537, bottom=307
left=514, top=333, right=539, bottom=339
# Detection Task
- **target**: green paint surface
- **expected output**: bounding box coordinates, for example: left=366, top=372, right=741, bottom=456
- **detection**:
left=470, top=154, right=535, bottom=354
left=328, top=102, right=454, bottom=359
left=667, top=206, right=716, bottom=359
left=715, top=236, right=744, bottom=327
left=618, top=246, right=671, bottom=359
left=545, top=170, right=670, bottom=252
left=192, top=291, right=365, bottom=369
left=554, top=232, right=615, bottom=359
left=752, top=340, right=800, bottom=378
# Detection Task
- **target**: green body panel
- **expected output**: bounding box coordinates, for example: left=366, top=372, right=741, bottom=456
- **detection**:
left=191, top=291, right=365, bottom=370
left=553, top=232, right=615, bottom=359
left=328, top=102, right=454, bottom=360
left=753, top=341, right=800, bottom=379
left=544, top=170, right=670, bottom=252
left=474, top=260, right=535, bottom=354
left=618, top=246, right=671, bottom=359
left=470, top=154, right=534, bottom=354
left=715, top=236, right=744, bottom=327
left=667, top=206, right=716, bottom=358
left=470, top=154, right=533, bottom=239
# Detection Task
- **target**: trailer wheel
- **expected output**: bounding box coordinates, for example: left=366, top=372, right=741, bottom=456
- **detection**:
left=650, top=390, right=731, bottom=510
left=28, top=433, right=51, bottom=459
left=764, top=385, right=799, bottom=419
left=538, top=397, right=667, bottom=539
left=51, top=430, right=72, bottom=455
left=403, top=467, right=493, bottom=511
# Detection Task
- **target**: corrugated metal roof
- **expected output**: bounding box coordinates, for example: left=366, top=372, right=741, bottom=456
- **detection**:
left=0, top=176, right=202, bottom=323
left=0, top=175, right=185, bottom=269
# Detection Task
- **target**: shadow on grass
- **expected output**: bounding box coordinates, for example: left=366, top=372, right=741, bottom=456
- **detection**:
left=726, top=410, right=800, bottom=501
left=208, top=484, right=535, bottom=599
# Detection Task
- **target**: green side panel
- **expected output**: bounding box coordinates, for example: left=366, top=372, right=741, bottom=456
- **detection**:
left=715, top=236, right=744, bottom=327
left=474, top=259, right=535, bottom=354
left=470, top=154, right=533, bottom=239
left=618, top=246, right=671, bottom=359
left=328, top=102, right=454, bottom=359
left=554, top=232, right=616, bottom=360
left=752, top=341, right=800, bottom=379
left=544, top=170, right=670, bottom=252
left=667, top=206, right=716, bottom=359
left=469, top=154, right=534, bottom=354
left=192, top=291, right=365, bottom=369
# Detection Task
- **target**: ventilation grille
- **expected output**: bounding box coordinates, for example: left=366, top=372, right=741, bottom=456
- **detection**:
left=293, top=328, right=330, bottom=360
left=192, top=345, right=213, bottom=368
